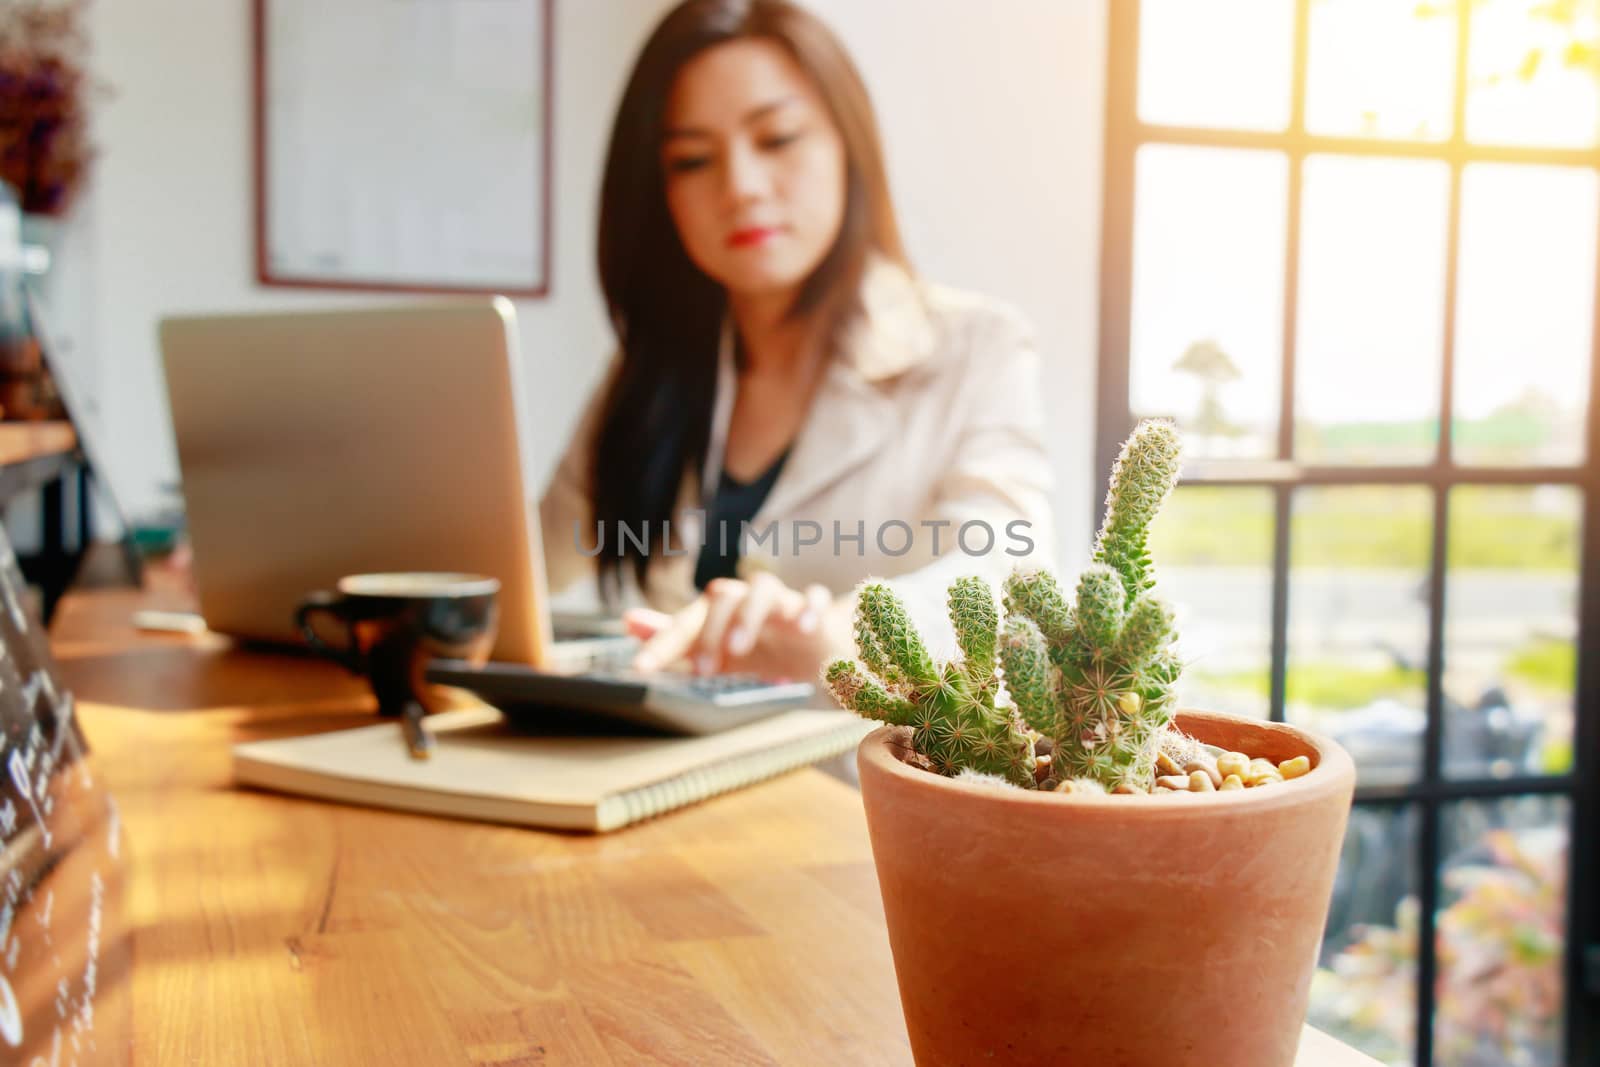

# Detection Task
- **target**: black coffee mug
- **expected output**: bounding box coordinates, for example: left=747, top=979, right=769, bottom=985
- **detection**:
left=294, top=573, right=500, bottom=718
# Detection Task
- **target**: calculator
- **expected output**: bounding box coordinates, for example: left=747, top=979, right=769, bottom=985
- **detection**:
left=424, top=660, right=818, bottom=735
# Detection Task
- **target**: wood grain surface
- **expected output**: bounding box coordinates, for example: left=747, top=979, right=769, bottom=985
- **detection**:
left=50, top=561, right=1381, bottom=1065
left=0, top=421, right=75, bottom=466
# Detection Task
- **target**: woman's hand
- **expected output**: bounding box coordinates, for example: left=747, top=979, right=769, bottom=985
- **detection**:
left=625, top=573, right=834, bottom=682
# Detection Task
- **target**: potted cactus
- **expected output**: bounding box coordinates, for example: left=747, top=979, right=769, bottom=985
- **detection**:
left=828, top=421, right=1356, bottom=1067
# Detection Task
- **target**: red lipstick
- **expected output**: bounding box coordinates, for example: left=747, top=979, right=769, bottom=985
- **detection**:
left=727, top=226, right=782, bottom=248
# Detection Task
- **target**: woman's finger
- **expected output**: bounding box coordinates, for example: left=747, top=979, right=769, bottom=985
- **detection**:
left=631, top=597, right=709, bottom=672
left=688, top=579, right=747, bottom=675
left=622, top=607, right=673, bottom=640
left=727, top=572, right=791, bottom=658
left=795, top=583, right=832, bottom=634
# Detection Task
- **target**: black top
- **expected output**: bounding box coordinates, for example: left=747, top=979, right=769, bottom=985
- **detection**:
left=694, top=450, right=790, bottom=589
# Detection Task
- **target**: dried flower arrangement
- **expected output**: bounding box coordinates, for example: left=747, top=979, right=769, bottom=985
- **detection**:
left=0, top=0, right=97, bottom=216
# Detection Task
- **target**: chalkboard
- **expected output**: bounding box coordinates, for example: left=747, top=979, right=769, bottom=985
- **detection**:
left=0, top=525, right=125, bottom=1062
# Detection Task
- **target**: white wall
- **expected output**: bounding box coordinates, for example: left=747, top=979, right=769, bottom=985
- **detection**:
left=811, top=0, right=1105, bottom=563
left=69, top=0, right=1103, bottom=562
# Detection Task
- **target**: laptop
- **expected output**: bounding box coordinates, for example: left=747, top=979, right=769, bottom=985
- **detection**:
left=159, top=299, right=813, bottom=732
left=161, top=299, right=561, bottom=663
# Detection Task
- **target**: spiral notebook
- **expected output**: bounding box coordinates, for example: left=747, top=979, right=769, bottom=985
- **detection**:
left=231, top=706, right=871, bottom=832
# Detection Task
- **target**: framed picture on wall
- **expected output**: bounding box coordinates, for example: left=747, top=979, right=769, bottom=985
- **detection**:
left=252, top=0, right=553, bottom=297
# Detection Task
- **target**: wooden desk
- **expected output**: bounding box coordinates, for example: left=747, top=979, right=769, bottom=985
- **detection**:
left=52, top=567, right=1382, bottom=1065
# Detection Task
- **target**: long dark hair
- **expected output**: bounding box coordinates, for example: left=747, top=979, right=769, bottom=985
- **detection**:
left=591, top=0, right=906, bottom=603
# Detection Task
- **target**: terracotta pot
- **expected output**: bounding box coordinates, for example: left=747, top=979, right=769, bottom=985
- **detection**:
left=857, top=711, right=1356, bottom=1067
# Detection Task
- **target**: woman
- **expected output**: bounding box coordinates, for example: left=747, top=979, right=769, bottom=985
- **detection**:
left=540, top=0, right=1054, bottom=682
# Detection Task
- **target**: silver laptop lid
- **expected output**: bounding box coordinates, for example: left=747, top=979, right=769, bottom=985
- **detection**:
left=159, top=298, right=554, bottom=665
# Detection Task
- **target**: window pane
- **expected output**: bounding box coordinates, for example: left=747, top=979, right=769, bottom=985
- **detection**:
left=1309, top=804, right=1421, bottom=1066
left=1444, top=486, right=1581, bottom=779
left=1453, top=164, right=1597, bottom=467
left=1466, top=0, right=1600, bottom=148
left=1437, top=797, right=1569, bottom=1067
left=1296, top=156, right=1451, bottom=466
left=1306, top=0, right=1457, bottom=141
left=1288, top=487, right=1434, bottom=786
left=1131, top=146, right=1286, bottom=461
left=1147, top=486, right=1274, bottom=719
left=1137, top=0, right=1295, bottom=131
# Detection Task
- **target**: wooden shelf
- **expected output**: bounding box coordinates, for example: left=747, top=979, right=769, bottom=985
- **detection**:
left=0, top=420, right=75, bottom=467
left=0, top=421, right=87, bottom=622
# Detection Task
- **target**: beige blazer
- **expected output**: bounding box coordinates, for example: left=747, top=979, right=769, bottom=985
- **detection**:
left=538, top=260, right=1056, bottom=654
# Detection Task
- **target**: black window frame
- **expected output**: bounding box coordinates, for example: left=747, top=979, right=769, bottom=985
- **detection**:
left=1095, top=2, right=1600, bottom=1064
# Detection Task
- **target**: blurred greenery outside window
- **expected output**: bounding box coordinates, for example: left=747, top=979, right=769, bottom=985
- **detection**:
left=1129, top=0, right=1596, bottom=1062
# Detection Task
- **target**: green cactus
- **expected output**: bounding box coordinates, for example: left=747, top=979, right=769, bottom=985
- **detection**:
left=826, top=578, right=1036, bottom=788
left=999, top=420, right=1185, bottom=792
left=824, top=421, right=1185, bottom=795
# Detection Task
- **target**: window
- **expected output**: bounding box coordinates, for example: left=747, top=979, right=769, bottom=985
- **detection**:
left=1098, top=2, right=1599, bottom=1064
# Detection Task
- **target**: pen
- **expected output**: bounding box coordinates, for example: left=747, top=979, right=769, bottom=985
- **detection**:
left=401, top=701, right=433, bottom=760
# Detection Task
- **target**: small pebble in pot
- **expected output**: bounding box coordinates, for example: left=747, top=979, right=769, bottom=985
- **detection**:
left=1188, top=770, right=1216, bottom=793
left=1216, top=751, right=1250, bottom=781
left=1154, top=751, right=1181, bottom=777
left=1184, top=759, right=1222, bottom=789
left=1033, top=755, right=1054, bottom=785
left=1220, top=774, right=1245, bottom=790
left=1278, top=755, right=1311, bottom=780
left=1034, top=736, right=1054, bottom=758
left=1156, top=774, right=1190, bottom=791
left=1247, top=758, right=1279, bottom=785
